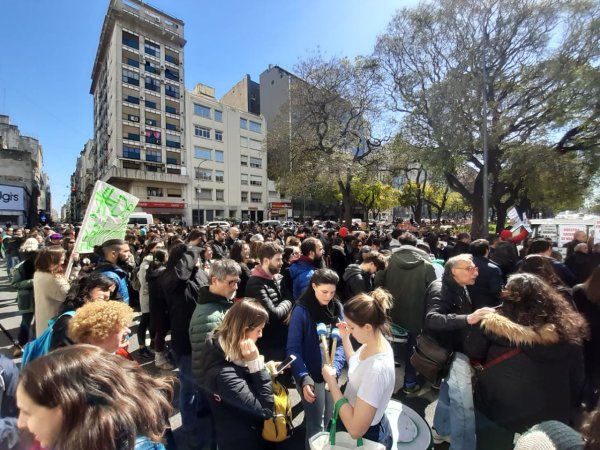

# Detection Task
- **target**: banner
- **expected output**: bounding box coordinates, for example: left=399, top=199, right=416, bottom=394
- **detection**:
left=75, top=181, right=139, bottom=254
left=594, top=220, right=600, bottom=244
left=557, top=224, right=587, bottom=247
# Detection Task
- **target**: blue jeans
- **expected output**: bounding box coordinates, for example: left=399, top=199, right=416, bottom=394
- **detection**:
left=173, top=352, right=199, bottom=436
left=433, top=352, right=476, bottom=450
left=6, top=256, right=18, bottom=281
left=298, top=382, right=333, bottom=450
left=399, top=332, right=418, bottom=388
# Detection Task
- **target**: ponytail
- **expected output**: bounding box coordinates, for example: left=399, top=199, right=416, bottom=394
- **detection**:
left=344, top=288, right=393, bottom=335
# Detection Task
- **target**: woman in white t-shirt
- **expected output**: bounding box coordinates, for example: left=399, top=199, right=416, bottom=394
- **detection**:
left=322, top=288, right=395, bottom=450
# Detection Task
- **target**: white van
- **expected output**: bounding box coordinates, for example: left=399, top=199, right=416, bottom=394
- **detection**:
left=128, top=212, right=154, bottom=227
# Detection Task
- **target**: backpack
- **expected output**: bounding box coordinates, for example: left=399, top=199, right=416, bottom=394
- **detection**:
left=21, top=311, right=75, bottom=368
left=262, top=378, right=294, bottom=442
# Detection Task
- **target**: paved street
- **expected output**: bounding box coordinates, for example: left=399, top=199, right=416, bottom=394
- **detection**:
left=0, top=259, right=445, bottom=450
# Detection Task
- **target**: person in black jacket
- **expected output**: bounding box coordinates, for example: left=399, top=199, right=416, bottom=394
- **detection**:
left=468, top=239, right=503, bottom=309
left=211, top=228, right=229, bottom=260
left=245, top=242, right=293, bottom=362
left=159, top=243, right=209, bottom=448
left=200, top=299, right=274, bottom=450
left=465, top=273, right=587, bottom=450
left=342, top=251, right=386, bottom=301
left=424, top=254, right=496, bottom=448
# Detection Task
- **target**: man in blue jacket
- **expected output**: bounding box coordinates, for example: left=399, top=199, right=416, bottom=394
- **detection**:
left=289, top=237, right=324, bottom=300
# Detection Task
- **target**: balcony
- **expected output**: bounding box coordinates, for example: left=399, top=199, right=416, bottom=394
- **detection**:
left=103, top=165, right=189, bottom=185
left=165, top=54, right=179, bottom=65
left=166, top=140, right=181, bottom=149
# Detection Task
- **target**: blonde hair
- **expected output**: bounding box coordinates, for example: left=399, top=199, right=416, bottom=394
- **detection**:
left=20, top=237, right=39, bottom=253
left=344, top=288, right=393, bottom=334
left=214, top=299, right=268, bottom=361
left=69, top=301, right=133, bottom=344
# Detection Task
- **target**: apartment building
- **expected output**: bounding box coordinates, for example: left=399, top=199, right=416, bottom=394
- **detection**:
left=90, top=0, right=187, bottom=224
left=186, top=84, right=268, bottom=225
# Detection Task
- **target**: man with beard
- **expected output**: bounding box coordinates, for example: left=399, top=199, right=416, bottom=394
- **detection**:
left=211, top=228, right=229, bottom=260
left=245, top=242, right=293, bottom=362
left=224, top=226, right=240, bottom=250
left=289, top=237, right=324, bottom=300
left=92, top=239, right=133, bottom=304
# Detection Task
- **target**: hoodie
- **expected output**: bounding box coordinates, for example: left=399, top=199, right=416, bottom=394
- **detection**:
left=375, top=246, right=437, bottom=333
left=342, top=264, right=373, bottom=300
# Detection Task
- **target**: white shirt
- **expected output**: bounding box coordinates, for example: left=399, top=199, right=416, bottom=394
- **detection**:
left=344, top=340, right=395, bottom=425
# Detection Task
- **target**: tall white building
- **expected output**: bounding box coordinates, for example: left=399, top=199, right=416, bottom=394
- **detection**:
left=185, top=84, right=268, bottom=224
left=90, top=0, right=187, bottom=224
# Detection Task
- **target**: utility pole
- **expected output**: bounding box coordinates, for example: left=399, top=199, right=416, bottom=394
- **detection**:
left=481, top=11, right=490, bottom=237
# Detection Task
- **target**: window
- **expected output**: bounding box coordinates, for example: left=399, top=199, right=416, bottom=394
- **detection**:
left=249, top=121, right=262, bottom=133
left=240, top=173, right=248, bottom=185
left=165, top=84, right=179, bottom=98
left=240, top=118, right=248, bottom=129
left=214, top=110, right=223, bottom=122
left=145, top=60, right=160, bottom=75
left=145, top=117, right=158, bottom=126
left=250, top=192, right=262, bottom=203
left=122, top=31, right=139, bottom=50
left=167, top=188, right=182, bottom=198
left=123, top=146, right=140, bottom=160
left=165, top=68, right=179, bottom=81
left=250, top=157, right=262, bottom=168
left=146, top=150, right=161, bottom=162
left=241, top=191, right=248, bottom=202
left=215, top=130, right=223, bottom=141
left=147, top=187, right=163, bottom=197
left=195, top=168, right=212, bottom=181
left=194, top=147, right=211, bottom=160
left=122, top=68, right=139, bottom=86
left=145, top=130, right=161, bottom=145
left=165, top=105, right=178, bottom=114
left=144, top=40, right=160, bottom=58
left=165, top=122, right=178, bottom=131
left=250, top=175, right=262, bottom=186
left=145, top=99, right=157, bottom=109
left=240, top=136, right=248, bottom=148
left=194, top=126, right=210, bottom=139
left=166, top=138, right=180, bottom=148
left=125, top=95, right=139, bottom=105
left=249, top=139, right=262, bottom=150
left=215, top=170, right=224, bottom=182
left=215, top=150, right=224, bottom=162
left=194, top=104, right=211, bottom=119
left=216, top=190, right=224, bottom=201
left=166, top=157, right=178, bottom=165
left=195, top=188, right=212, bottom=200
left=125, top=57, right=139, bottom=68
left=240, top=155, right=248, bottom=166
left=145, top=76, right=160, bottom=92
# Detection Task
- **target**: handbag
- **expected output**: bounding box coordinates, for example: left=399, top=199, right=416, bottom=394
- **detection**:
left=309, top=398, right=385, bottom=450
left=262, top=378, right=294, bottom=442
left=410, top=334, right=453, bottom=384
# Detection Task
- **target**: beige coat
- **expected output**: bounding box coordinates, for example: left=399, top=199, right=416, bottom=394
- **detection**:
left=33, top=271, right=70, bottom=336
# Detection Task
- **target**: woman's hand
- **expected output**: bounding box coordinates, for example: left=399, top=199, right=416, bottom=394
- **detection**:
left=322, top=364, right=337, bottom=385
left=336, top=321, right=352, bottom=339
left=70, top=251, right=80, bottom=262
left=240, top=338, right=259, bottom=361
left=303, top=384, right=316, bottom=403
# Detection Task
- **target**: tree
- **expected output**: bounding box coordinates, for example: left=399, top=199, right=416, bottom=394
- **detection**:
left=375, top=0, right=600, bottom=237
left=266, top=54, right=387, bottom=227
left=348, top=179, right=401, bottom=221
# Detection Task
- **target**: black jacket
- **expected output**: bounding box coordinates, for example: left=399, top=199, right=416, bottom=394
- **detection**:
left=211, top=240, right=229, bottom=260
left=147, top=266, right=169, bottom=332
left=424, top=275, right=473, bottom=353
left=467, top=256, right=503, bottom=309
left=245, top=269, right=292, bottom=361
left=201, top=336, right=273, bottom=450
left=161, top=247, right=209, bottom=355
left=342, top=264, right=373, bottom=300
left=465, top=313, right=584, bottom=432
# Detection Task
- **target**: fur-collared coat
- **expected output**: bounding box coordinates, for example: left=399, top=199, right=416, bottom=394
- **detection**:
left=465, top=313, right=584, bottom=432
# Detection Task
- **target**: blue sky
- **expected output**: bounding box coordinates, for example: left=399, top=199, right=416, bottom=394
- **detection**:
left=0, top=0, right=418, bottom=214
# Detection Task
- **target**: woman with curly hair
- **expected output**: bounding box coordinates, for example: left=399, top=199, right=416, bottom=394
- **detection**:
left=16, top=344, right=173, bottom=449
left=465, top=273, right=588, bottom=450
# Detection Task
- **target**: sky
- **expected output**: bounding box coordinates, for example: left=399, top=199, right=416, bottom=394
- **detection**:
left=0, top=0, right=419, bottom=213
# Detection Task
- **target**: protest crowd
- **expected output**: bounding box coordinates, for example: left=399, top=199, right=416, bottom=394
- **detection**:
left=0, top=218, right=599, bottom=450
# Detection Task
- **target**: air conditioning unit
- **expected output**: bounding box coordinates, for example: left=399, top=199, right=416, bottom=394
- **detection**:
left=161, top=65, right=165, bottom=69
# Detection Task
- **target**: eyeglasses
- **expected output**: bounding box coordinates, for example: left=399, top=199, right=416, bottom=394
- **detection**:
left=456, top=266, right=478, bottom=273
left=223, top=278, right=240, bottom=287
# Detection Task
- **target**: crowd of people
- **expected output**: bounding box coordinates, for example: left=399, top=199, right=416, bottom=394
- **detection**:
left=0, top=219, right=599, bottom=450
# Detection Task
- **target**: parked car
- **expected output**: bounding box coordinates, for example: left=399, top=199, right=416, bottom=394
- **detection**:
left=261, top=220, right=282, bottom=228
left=205, top=221, right=230, bottom=231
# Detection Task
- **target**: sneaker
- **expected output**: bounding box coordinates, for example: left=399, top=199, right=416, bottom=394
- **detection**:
left=401, top=384, right=421, bottom=395
left=431, top=428, right=451, bottom=444
left=138, top=347, right=154, bottom=359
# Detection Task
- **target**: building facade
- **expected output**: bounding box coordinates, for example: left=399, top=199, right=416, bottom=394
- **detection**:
left=0, top=115, right=50, bottom=227
left=185, top=84, right=268, bottom=224
left=90, top=0, right=187, bottom=224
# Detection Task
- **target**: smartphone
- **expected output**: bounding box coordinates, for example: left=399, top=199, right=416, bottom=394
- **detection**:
left=275, top=355, right=297, bottom=373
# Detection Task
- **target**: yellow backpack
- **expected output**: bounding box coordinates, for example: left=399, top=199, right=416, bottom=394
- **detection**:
left=262, top=379, right=294, bottom=442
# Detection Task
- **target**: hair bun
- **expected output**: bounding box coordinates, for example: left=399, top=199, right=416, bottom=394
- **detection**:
left=371, top=288, right=393, bottom=313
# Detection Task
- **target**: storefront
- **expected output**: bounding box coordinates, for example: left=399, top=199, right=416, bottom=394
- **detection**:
left=268, top=202, right=292, bottom=220
left=136, top=201, right=185, bottom=225
left=0, top=184, right=26, bottom=227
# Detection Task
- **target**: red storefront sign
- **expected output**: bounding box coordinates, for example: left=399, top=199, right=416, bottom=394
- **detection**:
left=270, top=202, right=292, bottom=209
left=137, top=202, right=185, bottom=209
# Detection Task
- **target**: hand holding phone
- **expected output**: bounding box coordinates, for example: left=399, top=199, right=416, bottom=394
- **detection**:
left=274, top=354, right=296, bottom=374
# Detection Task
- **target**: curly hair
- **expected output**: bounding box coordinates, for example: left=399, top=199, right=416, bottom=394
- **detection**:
left=518, top=254, right=566, bottom=287
left=63, top=273, right=117, bottom=310
left=68, top=301, right=133, bottom=344
left=19, top=344, right=174, bottom=450
left=502, top=273, right=589, bottom=345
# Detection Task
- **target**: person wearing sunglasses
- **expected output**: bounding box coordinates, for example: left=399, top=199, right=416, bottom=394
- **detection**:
left=424, top=254, right=497, bottom=449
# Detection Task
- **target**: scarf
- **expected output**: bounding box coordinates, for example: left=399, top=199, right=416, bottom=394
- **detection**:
left=298, top=288, right=342, bottom=326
